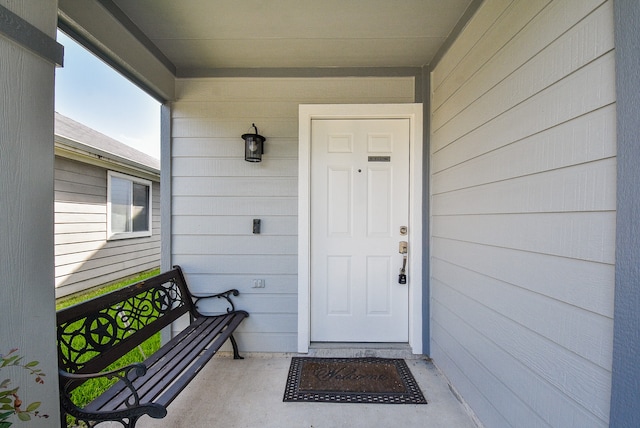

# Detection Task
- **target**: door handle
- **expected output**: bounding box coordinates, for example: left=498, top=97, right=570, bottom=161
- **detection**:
left=399, top=241, right=408, bottom=284
left=398, top=255, right=407, bottom=284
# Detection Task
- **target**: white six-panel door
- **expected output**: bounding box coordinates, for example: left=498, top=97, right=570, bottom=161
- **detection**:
left=310, top=118, right=410, bottom=342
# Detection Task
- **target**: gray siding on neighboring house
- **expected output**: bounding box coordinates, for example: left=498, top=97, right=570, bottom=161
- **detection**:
left=54, top=156, right=161, bottom=297
left=429, top=0, right=615, bottom=427
left=171, top=76, right=415, bottom=352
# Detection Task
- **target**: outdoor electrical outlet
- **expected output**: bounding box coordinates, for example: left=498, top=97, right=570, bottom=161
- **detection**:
left=252, top=279, right=265, bottom=288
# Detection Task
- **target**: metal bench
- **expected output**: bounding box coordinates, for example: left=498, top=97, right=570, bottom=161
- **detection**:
left=56, top=265, right=248, bottom=428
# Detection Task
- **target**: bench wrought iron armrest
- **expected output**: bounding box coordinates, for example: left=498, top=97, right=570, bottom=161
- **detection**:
left=192, top=288, right=240, bottom=314
left=59, top=363, right=166, bottom=423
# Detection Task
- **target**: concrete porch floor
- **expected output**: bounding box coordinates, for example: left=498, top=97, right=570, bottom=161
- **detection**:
left=130, top=347, right=479, bottom=428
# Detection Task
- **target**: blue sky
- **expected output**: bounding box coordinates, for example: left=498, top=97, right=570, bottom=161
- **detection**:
left=55, top=31, right=161, bottom=159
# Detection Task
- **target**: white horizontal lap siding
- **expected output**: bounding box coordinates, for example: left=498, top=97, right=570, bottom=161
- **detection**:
left=430, top=0, right=615, bottom=427
left=54, top=157, right=161, bottom=297
left=172, top=76, right=415, bottom=352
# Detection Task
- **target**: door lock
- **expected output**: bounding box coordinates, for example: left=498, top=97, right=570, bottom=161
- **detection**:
left=398, top=241, right=408, bottom=284
left=399, top=256, right=407, bottom=284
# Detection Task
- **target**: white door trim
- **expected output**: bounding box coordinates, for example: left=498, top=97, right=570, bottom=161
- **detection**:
left=298, top=103, right=423, bottom=354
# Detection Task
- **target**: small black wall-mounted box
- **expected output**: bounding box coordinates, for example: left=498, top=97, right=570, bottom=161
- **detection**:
left=253, top=219, right=261, bottom=234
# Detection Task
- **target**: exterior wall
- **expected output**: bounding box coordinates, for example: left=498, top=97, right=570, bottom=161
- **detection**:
left=0, top=1, right=61, bottom=424
left=429, top=0, right=615, bottom=427
left=171, top=76, right=415, bottom=352
left=54, top=156, right=161, bottom=297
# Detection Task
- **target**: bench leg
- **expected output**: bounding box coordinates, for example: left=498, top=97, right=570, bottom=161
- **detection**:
left=230, top=334, right=244, bottom=359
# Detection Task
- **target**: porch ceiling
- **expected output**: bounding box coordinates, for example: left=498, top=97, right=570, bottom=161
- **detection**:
left=111, top=0, right=474, bottom=72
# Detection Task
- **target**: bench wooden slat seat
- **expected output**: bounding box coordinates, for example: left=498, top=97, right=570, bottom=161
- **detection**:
left=56, top=265, right=248, bottom=428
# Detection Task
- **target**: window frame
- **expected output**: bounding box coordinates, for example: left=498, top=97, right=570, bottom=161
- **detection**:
left=107, top=171, right=153, bottom=240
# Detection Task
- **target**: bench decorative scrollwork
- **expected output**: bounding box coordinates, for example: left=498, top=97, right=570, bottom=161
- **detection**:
left=56, top=266, right=248, bottom=428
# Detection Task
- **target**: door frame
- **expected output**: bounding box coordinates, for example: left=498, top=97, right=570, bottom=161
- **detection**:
left=298, top=103, right=423, bottom=354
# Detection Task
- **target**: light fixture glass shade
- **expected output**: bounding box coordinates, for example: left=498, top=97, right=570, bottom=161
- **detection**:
left=242, top=124, right=265, bottom=162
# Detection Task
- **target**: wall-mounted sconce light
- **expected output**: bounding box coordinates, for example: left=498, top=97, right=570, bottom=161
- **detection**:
left=241, top=123, right=265, bottom=162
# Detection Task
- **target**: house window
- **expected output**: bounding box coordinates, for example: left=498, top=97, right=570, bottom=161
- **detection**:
left=107, top=171, right=152, bottom=240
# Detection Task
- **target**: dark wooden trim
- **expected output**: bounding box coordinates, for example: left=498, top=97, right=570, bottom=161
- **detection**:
left=179, top=66, right=422, bottom=103
left=57, top=17, right=168, bottom=103
left=0, top=4, right=64, bottom=66
left=421, top=65, right=431, bottom=355
left=611, top=0, right=640, bottom=426
left=95, top=0, right=176, bottom=75
left=429, top=0, right=484, bottom=69
left=178, top=66, right=422, bottom=79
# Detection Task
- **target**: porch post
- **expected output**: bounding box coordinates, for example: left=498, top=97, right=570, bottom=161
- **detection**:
left=0, top=2, right=62, bottom=425
left=421, top=65, right=431, bottom=356
left=160, top=102, right=177, bottom=343
left=160, top=103, right=172, bottom=273
left=611, top=0, right=640, bottom=426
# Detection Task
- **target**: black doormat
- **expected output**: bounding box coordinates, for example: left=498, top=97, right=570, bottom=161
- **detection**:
left=283, top=357, right=427, bottom=404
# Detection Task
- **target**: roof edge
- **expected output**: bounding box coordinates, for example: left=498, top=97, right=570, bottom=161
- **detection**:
left=55, top=134, right=160, bottom=181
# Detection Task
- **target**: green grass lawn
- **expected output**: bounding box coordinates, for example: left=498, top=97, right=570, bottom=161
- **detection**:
left=56, top=269, right=161, bottom=310
left=56, top=269, right=162, bottom=426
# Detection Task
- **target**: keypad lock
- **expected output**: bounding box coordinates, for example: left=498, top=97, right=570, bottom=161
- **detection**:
left=398, top=255, right=407, bottom=284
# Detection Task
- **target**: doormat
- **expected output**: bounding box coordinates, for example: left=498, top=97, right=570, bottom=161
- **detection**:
left=283, top=357, right=427, bottom=404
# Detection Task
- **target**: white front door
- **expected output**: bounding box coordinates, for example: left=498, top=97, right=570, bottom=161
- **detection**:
left=310, top=118, right=410, bottom=342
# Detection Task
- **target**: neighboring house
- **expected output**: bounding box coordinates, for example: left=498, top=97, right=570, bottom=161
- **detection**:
left=2, top=1, right=639, bottom=427
left=54, top=113, right=160, bottom=298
